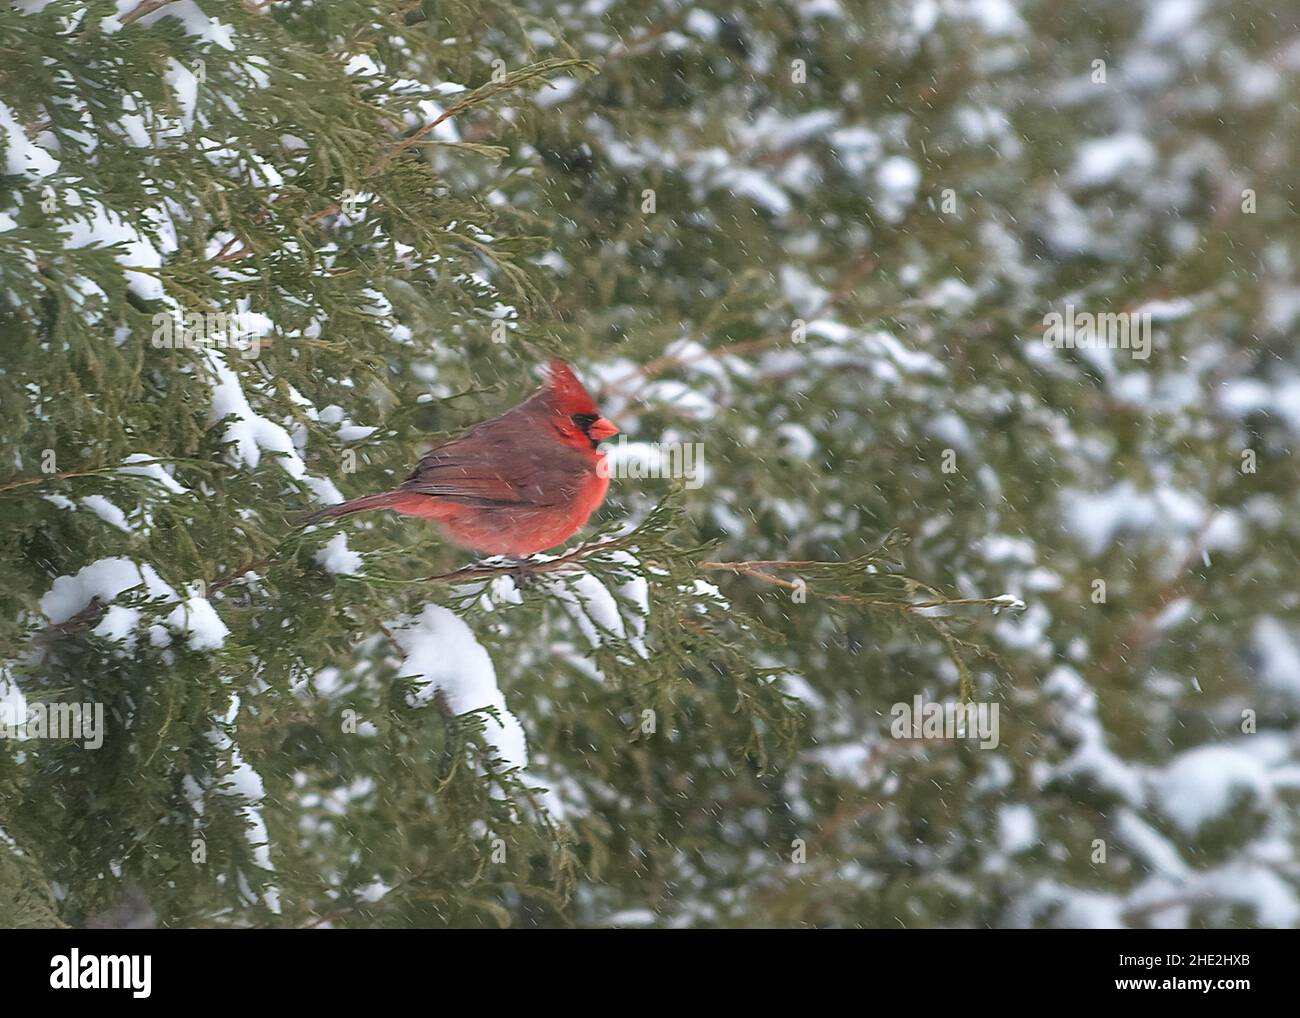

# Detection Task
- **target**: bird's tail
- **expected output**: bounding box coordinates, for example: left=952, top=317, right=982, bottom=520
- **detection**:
left=300, top=491, right=407, bottom=527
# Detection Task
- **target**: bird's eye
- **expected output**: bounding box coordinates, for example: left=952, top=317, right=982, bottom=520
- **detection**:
left=571, top=413, right=599, bottom=430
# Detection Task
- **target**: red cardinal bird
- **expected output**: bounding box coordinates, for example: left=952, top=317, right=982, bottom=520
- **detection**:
left=313, top=360, right=619, bottom=556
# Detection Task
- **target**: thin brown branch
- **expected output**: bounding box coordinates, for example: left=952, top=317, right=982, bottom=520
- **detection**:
left=0, top=459, right=188, bottom=496
left=699, top=560, right=1018, bottom=613
left=606, top=253, right=878, bottom=398
left=119, top=0, right=182, bottom=26
left=418, top=534, right=640, bottom=584
left=0, top=469, right=103, bottom=495
left=413, top=543, right=1014, bottom=618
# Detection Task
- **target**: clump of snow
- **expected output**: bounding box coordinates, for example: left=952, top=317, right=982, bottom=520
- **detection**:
left=207, top=694, right=280, bottom=914
left=997, top=804, right=1038, bottom=854
left=103, top=1, right=238, bottom=49
left=205, top=350, right=342, bottom=504
left=316, top=404, right=378, bottom=443
left=1191, top=862, right=1299, bottom=928
left=961, top=0, right=1025, bottom=35
left=993, top=599, right=1048, bottom=653
left=864, top=330, right=946, bottom=378
left=1115, top=808, right=1190, bottom=880
left=738, top=109, right=839, bottom=153
left=729, top=169, right=791, bottom=216
left=60, top=197, right=168, bottom=302
left=609, top=552, right=650, bottom=659
left=119, top=453, right=188, bottom=494
left=79, top=495, right=130, bottom=532
left=0, top=668, right=26, bottom=732
left=1060, top=482, right=1229, bottom=557
left=1153, top=745, right=1270, bottom=835
left=92, top=605, right=143, bottom=650
left=344, top=54, right=381, bottom=77
left=776, top=423, right=818, bottom=459
left=41, top=558, right=175, bottom=625
left=690, top=578, right=730, bottom=610
left=40, top=559, right=230, bottom=651
left=536, top=76, right=580, bottom=108
left=1045, top=666, right=1144, bottom=803
left=314, top=533, right=362, bottom=576
left=165, top=585, right=231, bottom=651
left=873, top=155, right=921, bottom=221
left=1252, top=618, right=1300, bottom=701
left=1071, top=134, right=1157, bottom=189
left=1142, top=0, right=1205, bottom=44
left=1044, top=885, right=1126, bottom=928
left=471, top=574, right=523, bottom=613
left=0, top=101, right=59, bottom=178
left=163, top=58, right=199, bottom=131
left=547, top=571, right=626, bottom=649
left=393, top=605, right=527, bottom=771
left=830, top=126, right=882, bottom=177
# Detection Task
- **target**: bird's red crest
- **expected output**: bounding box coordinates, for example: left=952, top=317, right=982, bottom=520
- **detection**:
left=544, top=358, right=601, bottom=415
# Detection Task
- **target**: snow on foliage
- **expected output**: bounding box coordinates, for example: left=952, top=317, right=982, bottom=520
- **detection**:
left=314, top=534, right=363, bottom=577
left=393, top=605, right=527, bottom=772
left=39, top=558, right=230, bottom=651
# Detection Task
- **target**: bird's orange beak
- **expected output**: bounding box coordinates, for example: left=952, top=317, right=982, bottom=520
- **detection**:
left=589, top=416, right=619, bottom=441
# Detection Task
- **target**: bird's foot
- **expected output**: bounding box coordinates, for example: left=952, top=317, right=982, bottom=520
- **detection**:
left=460, top=554, right=543, bottom=590
left=502, top=556, right=541, bottom=590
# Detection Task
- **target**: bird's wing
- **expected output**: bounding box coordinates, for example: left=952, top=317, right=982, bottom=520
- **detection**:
left=398, top=416, right=586, bottom=508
